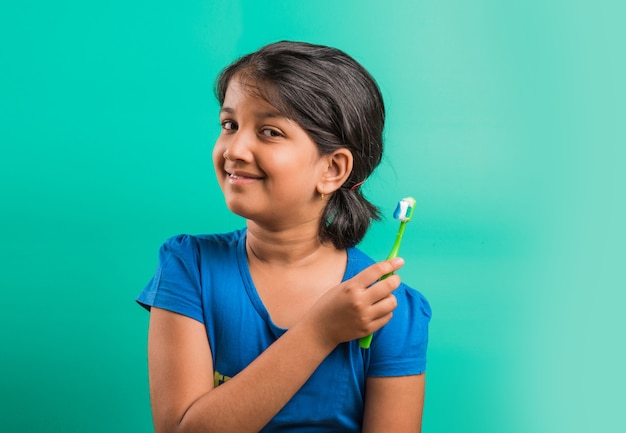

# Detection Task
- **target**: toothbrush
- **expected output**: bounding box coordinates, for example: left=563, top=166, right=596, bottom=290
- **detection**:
left=359, top=197, right=416, bottom=349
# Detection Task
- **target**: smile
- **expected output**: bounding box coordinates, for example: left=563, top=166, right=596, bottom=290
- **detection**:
left=226, top=171, right=262, bottom=185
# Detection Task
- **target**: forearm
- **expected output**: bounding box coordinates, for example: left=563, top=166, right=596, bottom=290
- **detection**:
left=177, top=320, right=336, bottom=433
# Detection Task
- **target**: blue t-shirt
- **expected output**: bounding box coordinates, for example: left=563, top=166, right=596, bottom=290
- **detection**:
left=137, top=228, right=431, bottom=432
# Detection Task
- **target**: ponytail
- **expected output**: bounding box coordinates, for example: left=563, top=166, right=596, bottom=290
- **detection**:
left=320, top=188, right=381, bottom=249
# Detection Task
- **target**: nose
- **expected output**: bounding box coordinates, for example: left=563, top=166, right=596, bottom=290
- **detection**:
left=222, top=129, right=254, bottom=162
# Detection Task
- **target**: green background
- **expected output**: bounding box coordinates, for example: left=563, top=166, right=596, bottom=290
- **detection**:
left=1, top=1, right=624, bottom=431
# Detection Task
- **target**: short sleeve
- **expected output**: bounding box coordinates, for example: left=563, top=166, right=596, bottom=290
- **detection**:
left=136, top=234, right=204, bottom=324
left=367, top=285, right=431, bottom=376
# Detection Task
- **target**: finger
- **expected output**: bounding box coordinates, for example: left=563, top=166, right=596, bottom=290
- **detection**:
left=365, top=274, right=402, bottom=303
left=355, top=257, right=405, bottom=288
left=365, top=300, right=396, bottom=333
left=371, top=291, right=398, bottom=313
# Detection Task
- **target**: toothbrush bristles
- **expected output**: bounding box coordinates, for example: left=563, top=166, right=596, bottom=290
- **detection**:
left=393, top=197, right=416, bottom=222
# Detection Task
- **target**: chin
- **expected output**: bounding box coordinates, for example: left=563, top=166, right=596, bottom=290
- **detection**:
left=223, top=197, right=256, bottom=220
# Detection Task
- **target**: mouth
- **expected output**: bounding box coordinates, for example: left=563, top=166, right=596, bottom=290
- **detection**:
left=225, top=170, right=263, bottom=185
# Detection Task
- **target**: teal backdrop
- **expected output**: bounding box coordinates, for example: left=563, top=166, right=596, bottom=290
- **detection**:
left=1, top=1, right=624, bottom=432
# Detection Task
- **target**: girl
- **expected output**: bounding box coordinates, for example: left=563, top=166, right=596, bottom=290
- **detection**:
left=137, top=41, right=431, bottom=433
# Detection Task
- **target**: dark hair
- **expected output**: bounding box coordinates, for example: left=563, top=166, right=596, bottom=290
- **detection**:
left=215, top=41, right=385, bottom=249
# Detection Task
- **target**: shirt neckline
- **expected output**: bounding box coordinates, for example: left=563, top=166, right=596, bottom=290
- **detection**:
left=235, top=228, right=358, bottom=336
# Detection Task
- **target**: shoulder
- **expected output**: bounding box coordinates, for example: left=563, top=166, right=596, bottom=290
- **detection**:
left=346, top=246, right=375, bottom=265
left=159, top=228, right=246, bottom=258
left=395, top=282, right=431, bottom=321
left=137, top=229, right=246, bottom=321
left=344, top=247, right=375, bottom=279
left=347, top=247, right=430, bottom=316
left=150, top=228, right=246, bottom=291
left=349, top=248, right=432, bottom=375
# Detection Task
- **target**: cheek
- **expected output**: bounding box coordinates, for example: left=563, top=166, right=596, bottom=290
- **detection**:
left=270, top=156, right=312, bottom=189
left=271, top=148, right=320, bottom=173
left=212, top=142, right=225, bottom=169
left=273, top=159, right=323, bottom=199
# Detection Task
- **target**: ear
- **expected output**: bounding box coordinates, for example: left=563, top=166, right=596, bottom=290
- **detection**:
left=317, top=148, right=353, bottom=195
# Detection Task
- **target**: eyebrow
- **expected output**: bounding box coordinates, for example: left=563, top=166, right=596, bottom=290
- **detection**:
left=220, top=106, right=285, bottom=120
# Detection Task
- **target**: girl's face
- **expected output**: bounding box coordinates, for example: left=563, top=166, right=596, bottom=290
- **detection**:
left=213, top=79, right=329, bottom=229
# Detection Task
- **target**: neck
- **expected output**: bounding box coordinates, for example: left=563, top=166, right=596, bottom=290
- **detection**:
left=245, top=220, right=337, bottom=267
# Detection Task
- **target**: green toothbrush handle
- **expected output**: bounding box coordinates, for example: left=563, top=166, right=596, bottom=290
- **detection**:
left=359, top=333, right=374, bottom=349
left=359, top=221, right=407, bottom=349
left=358, top=271, right=394, bottom=349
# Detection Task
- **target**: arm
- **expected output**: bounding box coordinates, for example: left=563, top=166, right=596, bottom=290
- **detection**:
left=148, top=307, right=336, bottom=433
left=362, top=374, right=426, bottom=433
left=147, top=257, right=406, bottom=433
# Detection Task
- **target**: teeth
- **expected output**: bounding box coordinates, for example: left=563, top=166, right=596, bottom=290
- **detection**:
left=228, top=173, right=252, bottom=179
left=227, top=170, right=262, bottom=180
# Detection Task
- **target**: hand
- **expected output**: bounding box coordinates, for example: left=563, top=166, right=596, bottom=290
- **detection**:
left=304, top=257, right=405, bottom=348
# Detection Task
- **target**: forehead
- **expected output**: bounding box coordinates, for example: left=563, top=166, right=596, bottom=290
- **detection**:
left=223, top=79, right=268, bottom=104
left=222, top=79, right=294, bottom=124
left=225, top=73, right=290, bottom=109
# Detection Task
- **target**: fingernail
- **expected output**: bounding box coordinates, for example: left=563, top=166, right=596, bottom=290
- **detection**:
left=392, top=257, right=405, bottom=266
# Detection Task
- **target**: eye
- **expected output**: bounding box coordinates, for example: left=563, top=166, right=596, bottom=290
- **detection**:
left=221, top=120, right=237, bottom=131
left=261, top=128, right=283, bottom=138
